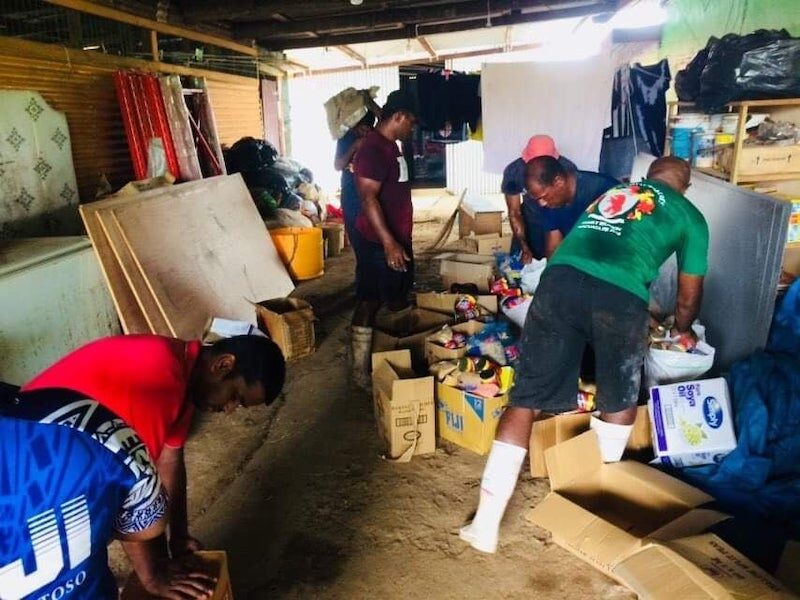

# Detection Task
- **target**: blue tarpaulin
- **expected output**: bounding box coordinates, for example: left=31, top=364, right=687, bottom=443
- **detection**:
left=676, top=279, right=800, bottom=537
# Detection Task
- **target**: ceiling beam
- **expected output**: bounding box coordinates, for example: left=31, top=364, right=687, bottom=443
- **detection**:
left=42, top=0, right=258, bottom=56
left=295, top=41, right=542, bottom=77
left=236, top=0, right=534, bottom=39
left=418, top=36, right=437, bottom=59
left=260, top=1, right=615, bottom=50
left=336, top=44, right=367, bottom=66
left=185, top=1, right=341, bottom=23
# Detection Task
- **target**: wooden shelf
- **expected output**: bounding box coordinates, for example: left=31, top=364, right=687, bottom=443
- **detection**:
left=695, top=167, right=800, bottom=183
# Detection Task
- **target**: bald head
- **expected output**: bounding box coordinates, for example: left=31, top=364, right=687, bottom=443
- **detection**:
left=646, top=157, right=691, bottom=194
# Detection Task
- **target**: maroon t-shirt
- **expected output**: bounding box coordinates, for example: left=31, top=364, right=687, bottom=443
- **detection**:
left=353, top=130, right=413, bottom=246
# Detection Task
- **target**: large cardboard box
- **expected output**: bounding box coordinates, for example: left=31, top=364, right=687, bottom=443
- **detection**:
left=459, top=233, right=512, bottom=256
left=529, top=405, right=652, bottom=478
left=122, top=551, right=233, bottom=599
left=649, top=378, right=737, bottom=468
left=371, top=350, right=435, bottom=461
left=458, top=206, right=503, bottom=237
left=416, top=291, right=498, bottom=316
left=436, top=382, right=509, bottom=455
left=424, top=320, right=485, bottom=365
left=255, top=298, right=315, bottom=361
left=372, top=308, right=453, bottom=369
left=438, top=253, right=495, bottom=293
left=720, top=144, right=800, bottom=178
left=529, top=432, right=794, bottom=597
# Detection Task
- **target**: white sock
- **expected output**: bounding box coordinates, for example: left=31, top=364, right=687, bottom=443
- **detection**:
left=470, top=440, right=527, bottom=535
left=590, top=415, right=633, bottom=462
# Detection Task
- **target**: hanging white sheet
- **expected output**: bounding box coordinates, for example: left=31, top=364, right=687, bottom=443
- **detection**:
left=0, top=91, right=80, bottom=237
left=481, top=56, right=615, bottom=173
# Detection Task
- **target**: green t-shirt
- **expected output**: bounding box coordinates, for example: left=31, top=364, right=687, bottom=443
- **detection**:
left=549, top=180, right=709, bottom=302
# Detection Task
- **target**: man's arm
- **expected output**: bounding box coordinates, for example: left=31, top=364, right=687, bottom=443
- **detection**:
left=356, top=176, right=409, bottom=271
left=505, top=194, right=533, bottom=264
left=334, top=137, right=361, bottom=171
left=157, top=446, right=198, bottom=557
left=673, top=273, right=704, bottom=335
left=543, top=230, right=563, bottom=259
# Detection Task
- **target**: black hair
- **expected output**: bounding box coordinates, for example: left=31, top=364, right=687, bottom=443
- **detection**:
left=356, top=110, right=376, bottom=129
left=381, top=90, right=416, bottom=121
left=209, top=335, right=286, bottom=405
left=526, top=156, right=567, bottom=187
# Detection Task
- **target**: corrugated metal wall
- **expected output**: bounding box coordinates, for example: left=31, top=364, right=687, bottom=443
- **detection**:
left=205, top=77, right=263, bottom=146
left=287, top=67, right=399, bottom=194
left=444, top=57, right=504, bottom=196
left=0, top=37, right=263, bottom=200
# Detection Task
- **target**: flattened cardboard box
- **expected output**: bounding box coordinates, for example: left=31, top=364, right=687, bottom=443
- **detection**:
left=416, top=291, right=498, bottom=316
left=372, top=308, right=453, bottom=369
left=371, top=350, right=435, bottom=461
left=425, top=320, right=485, bottom=365
left=122, top=551, right=233, bottom=599
left=527, top=432, right=792, bottom=599
left=436, top=382, right=509, bottom=455
left=438, top=253, right=495, bottom=293
left=529, top=405, right=652, bottom=478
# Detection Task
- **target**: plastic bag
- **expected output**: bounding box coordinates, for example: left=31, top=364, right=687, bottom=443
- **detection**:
left=737, top=39, right=800, bottom=99
left=324, top=86, right=379, bottom=139
left=224, top=137, right=278, bottom=173
left=696, top=29, right=792, bottom=111
left=146, top=137, right=167, bottom=178
left=644, top=323, right=715, bottom=388
left=501, top=296, right=532, bottom=329
left=675, top=39, right=714, bottom=102
left=520, top=258, right=547, bottom=294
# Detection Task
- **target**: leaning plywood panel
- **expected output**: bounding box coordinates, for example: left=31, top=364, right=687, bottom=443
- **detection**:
left=633, top=153, right=789, bottom=372
left=112, top=174, right=294, bottom=339
left=80, top=202, right=149, bottom=334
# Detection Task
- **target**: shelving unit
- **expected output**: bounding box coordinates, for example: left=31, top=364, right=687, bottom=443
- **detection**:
left=667, top=98, right=800, bottom=185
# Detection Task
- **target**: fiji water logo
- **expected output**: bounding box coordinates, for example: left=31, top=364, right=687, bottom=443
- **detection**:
left=702, top=396, right=723, bottom=429
left=443, top=409, right=464, bottom=433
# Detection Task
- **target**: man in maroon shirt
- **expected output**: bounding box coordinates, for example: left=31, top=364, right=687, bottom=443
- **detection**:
left=351, top=90, right=418, bottom=389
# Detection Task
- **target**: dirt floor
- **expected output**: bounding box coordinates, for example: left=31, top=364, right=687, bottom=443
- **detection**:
left=111, top=192, right=633, bottom=599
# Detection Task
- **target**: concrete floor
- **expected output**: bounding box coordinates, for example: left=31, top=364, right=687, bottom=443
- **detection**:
left=111, top=192, right=632, bottom=599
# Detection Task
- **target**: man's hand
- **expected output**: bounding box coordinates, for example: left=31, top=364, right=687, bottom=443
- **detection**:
left=520, top=246, right=534, bottom=265
left=170, top=535, right=203, bottom=558
left=670, top=327, right=699, bottom=351
left=142, top=560, right=216, bottom=599
left=384, top=240, right=410, bottom=272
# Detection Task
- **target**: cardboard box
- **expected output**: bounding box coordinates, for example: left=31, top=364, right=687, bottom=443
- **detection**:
left=783, top=244, right=800, bottom=276
left=372, top=308, right=453, bottom=369
left=528, top=432, right=735, bottom=590
left=424, top=320, right=485, bottom=365
left=371, top=350, right=435, bottom=461
left=415, top=291, right=498, bottom=316
left=436, top=382, right=509, bottom=455
left=459, top=206, right=503, bottom=237
left=459, top=233, right=512, bottom=256
left=649, top=378, right=736, bottom=468
left=255, top=298, right=315, bottom=361
left=438, top=253, right=495, bottom=293
left=529, top=405, right=652, bottom=478
left=720, top=144, right=800, bottom=178
left=121, top=551, right=233, bottom=599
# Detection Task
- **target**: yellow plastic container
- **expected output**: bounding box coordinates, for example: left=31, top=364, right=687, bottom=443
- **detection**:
left=269, top=227, right=324, bottom=281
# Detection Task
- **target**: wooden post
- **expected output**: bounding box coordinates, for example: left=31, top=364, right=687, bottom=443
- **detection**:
left=730, top=103, right=750, bottom=185
left=150, top=30, right=159, bottom=62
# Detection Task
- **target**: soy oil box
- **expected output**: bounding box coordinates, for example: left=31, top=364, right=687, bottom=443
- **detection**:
left=648, top=377, right=736, bottom=468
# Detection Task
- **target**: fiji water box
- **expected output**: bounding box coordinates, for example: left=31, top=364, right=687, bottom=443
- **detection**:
left=648, top=377, right=737, bottom=468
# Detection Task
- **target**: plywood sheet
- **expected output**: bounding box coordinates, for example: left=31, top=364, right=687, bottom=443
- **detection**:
left=95, top=210, right=174, bottom=336
left=79, top=202, right=149, bottom=334
left=112, top=174, right=294, bottom=339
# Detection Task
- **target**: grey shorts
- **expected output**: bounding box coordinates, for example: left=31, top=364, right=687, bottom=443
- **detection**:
left=510, top=265, right=649, bottom=414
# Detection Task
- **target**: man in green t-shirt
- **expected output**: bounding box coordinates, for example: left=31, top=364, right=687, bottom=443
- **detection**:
left=460, top=157, right=709, bottom=554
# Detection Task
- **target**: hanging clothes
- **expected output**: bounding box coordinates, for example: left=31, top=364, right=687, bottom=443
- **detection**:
left=414, top=71, right=481, bottom=134
left=606, top=60, right=671, bottom=158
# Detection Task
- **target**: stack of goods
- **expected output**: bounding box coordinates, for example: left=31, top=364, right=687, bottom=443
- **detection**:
left=224, top=137, right=327, bottom=226
left=431, top=357, right=514, bottom=400
left=644, top=316, right=716, bottom=387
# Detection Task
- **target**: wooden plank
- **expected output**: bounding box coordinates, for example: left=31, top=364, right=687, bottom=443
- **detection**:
left=111, top=175, right=294, bottom=340
left=95, top=210, right=175, bottom=336
left=43, top=0, right=258, bottom=57
left=79, top=203, right=149, bottom=334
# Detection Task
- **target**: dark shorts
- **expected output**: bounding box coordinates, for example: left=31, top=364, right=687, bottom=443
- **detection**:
left=510, top=265, right=648, bottom=414
left=354, top=238, right=414, bottom=303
